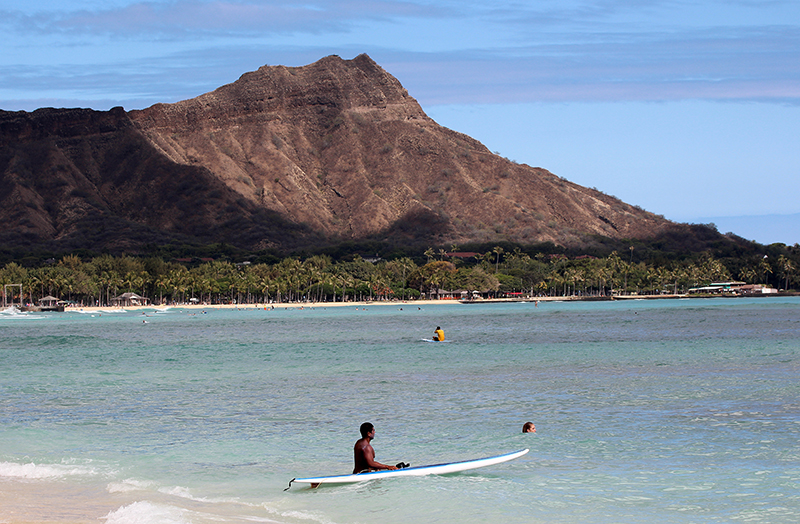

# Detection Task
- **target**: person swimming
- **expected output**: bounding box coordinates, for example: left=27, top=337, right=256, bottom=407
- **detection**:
left=433, top=326, right=445, bottom=341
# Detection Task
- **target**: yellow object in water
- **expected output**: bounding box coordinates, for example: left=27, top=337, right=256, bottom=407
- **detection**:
left=434, top=328, right=445, bottom=341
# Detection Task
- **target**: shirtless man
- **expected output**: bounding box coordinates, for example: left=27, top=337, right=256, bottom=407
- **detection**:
left=353, top=422, right=398, bottom=474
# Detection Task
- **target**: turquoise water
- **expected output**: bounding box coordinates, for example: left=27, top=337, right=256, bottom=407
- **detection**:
left=1, top=298, right=799, bottom=523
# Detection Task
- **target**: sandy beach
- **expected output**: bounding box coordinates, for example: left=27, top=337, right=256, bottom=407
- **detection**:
left=69, top=298, right=447, bottom=313
left=64, top=294, right=691, bottom=313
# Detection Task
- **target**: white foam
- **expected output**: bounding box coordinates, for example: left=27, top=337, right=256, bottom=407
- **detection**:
left=0, top=306, right=40, bottom=318
left=103, top=501, right=190, bottom=524
left=107, top=481, right=241, bottom=507
left=107, top=478, right=158, bottom=493
left=156, top=485, right=239, bottom=504
left=276, top=509, right=336, bottom=524
left=0, top=306, right=23, bottom=315
left=158, top=485, right=198, bottom=500
left=0, top=314, right=44, bottom=320
left=0, top=461, right=100, bottom=479
left=67, top=308, right=129, bottom=314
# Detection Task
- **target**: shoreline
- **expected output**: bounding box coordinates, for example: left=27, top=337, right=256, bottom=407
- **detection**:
left=56, top=292, right=799, bottom=313
left=63, top=295, right=629, bottom=312
left=67, top=298, right=446, bottom=313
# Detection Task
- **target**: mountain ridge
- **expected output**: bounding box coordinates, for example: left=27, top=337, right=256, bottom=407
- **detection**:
left=2, top=54, right=702, bottom=254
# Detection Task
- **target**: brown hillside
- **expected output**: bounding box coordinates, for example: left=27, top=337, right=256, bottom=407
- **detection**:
left=131, top=54, right=671, bottom=245
left=0, top=108, right=316, bottom=251
left=2, top=54, right=676, bottom=253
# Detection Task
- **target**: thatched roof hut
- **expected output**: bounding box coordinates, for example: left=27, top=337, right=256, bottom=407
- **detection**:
left=38, top=295, right=61, bottom=306
left=110, top=292, right=150, bottom=306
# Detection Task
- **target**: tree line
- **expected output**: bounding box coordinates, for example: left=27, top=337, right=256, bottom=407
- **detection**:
left=1, top=246, right=796, bottom=307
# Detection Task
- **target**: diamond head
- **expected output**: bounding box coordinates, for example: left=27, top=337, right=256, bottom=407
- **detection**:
left=1, top=54, right=726, bottom=256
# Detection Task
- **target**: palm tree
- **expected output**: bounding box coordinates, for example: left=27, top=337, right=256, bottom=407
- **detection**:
left=304, top=265, right=323, bottom=302
left=59, top=254, right=82, bottom=271
left=24, top=272, right=42, bottom=305
left=777, top=254, right=795, bottom=290
left=254, top=271, right=272, bottom=303
left=339, top=273, right=355, bottom=302
left=759, top=256, right=772, bottom=286
left=493, top=246, right=504, bottom=273
left=366, top=273, right=381, bottom=301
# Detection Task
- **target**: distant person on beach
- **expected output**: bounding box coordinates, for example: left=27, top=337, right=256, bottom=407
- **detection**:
left=354, top=422, right=398, bottom=474
left=522, top=422, right=536, bottom=433
left=433, top=326, right=445, bottom=341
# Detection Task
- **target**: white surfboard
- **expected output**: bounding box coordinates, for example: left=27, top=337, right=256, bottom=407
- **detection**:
left=287, top=448, right=528, bottom=489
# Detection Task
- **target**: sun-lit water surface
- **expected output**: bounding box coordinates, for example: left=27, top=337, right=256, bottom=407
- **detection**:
left=1, top=297, right=799, bottom=523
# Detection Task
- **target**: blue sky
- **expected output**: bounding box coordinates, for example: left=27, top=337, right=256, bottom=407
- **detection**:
left=2, top=0, right=799, bottom=245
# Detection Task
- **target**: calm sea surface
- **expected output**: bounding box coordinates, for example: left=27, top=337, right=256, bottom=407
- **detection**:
left=1, top=298, right=799, bottom=524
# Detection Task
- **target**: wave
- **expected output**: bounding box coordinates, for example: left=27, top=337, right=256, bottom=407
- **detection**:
left=0, top=460, right=104, bottom=480
left=107, top=478, right=158, bottom=493
left=107, top=480, right=241, bottom=506
left=103, top=499, right=286, bottom=524
left=0, top=314, right=44, bottom=320
left=103, top=501, right=190, bottom=524
left=67, top=308, right=130, bottom=314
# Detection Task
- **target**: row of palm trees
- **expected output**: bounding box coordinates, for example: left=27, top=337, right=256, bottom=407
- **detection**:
left=488, top=248, right=795, bottom=296
left=0, top=249, right=795, bottom=307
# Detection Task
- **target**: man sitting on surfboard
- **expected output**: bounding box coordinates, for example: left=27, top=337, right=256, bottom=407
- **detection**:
left=354, top=422, right=398, bottom=474
left=433, top=326, right=445, bottom=341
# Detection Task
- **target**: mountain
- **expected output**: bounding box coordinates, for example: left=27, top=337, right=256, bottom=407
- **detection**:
left=2, top=54, right=691, bottom=255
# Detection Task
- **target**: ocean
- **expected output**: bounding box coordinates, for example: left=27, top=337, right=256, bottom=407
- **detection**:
left=1, top=297, right=798, bottom=524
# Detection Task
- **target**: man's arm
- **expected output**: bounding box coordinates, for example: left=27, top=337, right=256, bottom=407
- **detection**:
left=356, top=441, right=397, bottom=471
left=365, top=455, right=398, bottom=471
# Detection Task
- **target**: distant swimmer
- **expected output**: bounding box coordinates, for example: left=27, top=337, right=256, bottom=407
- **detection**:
left=522, top=422, right=536, bottom=433
left=433, top=326, right=445, bottom=341
left=353, top=422, right=398, bottom=474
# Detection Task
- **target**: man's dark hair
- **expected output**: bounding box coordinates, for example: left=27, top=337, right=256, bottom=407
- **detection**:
left=360, top=422, right=374, bottom=437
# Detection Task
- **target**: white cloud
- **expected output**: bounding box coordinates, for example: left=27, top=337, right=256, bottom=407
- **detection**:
left=1, top=0, right=799, bottom=109
left=2, top=0, right=458, bottom=37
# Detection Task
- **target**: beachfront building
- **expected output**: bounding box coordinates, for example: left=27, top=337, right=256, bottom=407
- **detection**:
left=38, top=295, right=60, bottom=307
left=422, top=289, right=487, bottom=300
left=733, top=284, right=779, bottom=294
left=422, top=288, right=459, bottom=300
left=36, top=295, right=66, bottom=312
left=110, top=292, right=150, bottom=307
left=688, top=282, right=778, bottom=295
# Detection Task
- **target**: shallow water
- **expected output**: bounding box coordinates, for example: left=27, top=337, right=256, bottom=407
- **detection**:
left=1, top=298, right=799, bottom=523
